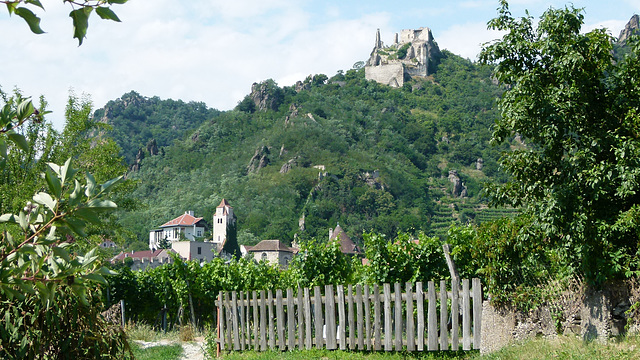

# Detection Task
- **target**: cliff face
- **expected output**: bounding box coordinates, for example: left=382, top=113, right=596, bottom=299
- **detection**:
left=618, top=14, right=639, bottom=46
left=365, top=27, right=443, bottom=87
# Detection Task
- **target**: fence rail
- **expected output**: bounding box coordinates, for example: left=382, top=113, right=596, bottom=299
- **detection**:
left=216, top=278, right=481, bottom=353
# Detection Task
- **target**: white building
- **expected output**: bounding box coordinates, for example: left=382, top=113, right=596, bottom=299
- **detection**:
left=171, top=241, right=216, bottom=264
left=213, top=199, right=235, bottom=248
left=149, top=211, right=207, bottom=250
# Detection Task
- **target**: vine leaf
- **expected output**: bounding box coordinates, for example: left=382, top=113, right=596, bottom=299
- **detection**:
left=69, top=7, right=93, bottom=45
left=15, top=7, right=44, bottom=34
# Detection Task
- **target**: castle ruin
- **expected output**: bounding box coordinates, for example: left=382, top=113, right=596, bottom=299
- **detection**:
left=365, top=27, right=443, bottom=87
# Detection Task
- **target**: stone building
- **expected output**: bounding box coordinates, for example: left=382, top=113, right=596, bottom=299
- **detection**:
left=245, top=240, right=298, bottom=269
left=364, top=27, right=443, bottom=87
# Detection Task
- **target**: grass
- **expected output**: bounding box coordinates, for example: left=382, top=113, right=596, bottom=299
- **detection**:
left=130, top=342, right=183, bottom=360
left=215, top=349, right=474, bottom=359
left=481, top=335, right=640, bottom=360
left=210, top=335, right=640, bottom=359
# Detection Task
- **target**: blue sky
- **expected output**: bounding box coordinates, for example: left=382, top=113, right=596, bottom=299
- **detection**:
left=1, top=0, right=638, bottom=129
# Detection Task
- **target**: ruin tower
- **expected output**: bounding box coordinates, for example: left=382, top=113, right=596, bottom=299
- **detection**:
left=213, top=199, right=235, bottom=246
left=365, top=27, right=443, bottom=87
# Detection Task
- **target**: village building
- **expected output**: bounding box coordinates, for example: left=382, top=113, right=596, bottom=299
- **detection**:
left=148, top=210, right=207, bottom=250
left=329, top=224, right=363, bottom=256
left=212, top=199, right=235, bottom=248
left=245, top=239, right=298, bottom=269
left=110, top=248, right=174, bottom=271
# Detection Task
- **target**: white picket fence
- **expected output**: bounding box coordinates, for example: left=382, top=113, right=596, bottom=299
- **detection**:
left=216, top=278, right=482, bottom=352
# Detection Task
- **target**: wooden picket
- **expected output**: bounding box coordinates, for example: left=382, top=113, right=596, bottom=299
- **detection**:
left=216, top=278, right=482, bottom=353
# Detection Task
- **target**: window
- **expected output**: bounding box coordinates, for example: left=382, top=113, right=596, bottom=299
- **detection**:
left=197, top=230, right=202, bottom=237
left=197, top=247, right=201, bottom=255
left=173, top=228, right=179, bottom=239
left=261, top=252, right=267, bottom=261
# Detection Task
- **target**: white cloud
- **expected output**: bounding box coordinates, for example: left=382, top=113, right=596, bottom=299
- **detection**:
left=438, top=22, right=504, bottom=61
left=1, top=0, right=637, bottom=131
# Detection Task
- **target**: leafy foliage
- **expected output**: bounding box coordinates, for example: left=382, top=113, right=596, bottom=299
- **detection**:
left=480, top=2, right=640, bottom=283
left=2, top=0, right=128, bottom=45
left=0, top=98, right=132, bottom=358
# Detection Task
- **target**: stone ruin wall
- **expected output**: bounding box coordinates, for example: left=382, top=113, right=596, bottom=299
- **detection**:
left=364, top=63, right=404, bottom=88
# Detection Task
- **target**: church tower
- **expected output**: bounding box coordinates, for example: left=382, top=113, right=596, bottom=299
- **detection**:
left=213, top=199, right=235, bottom=246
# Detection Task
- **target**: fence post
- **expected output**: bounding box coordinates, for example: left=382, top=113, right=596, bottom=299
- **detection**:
left=260, top=290, right=267, bottom=351
left=364, top=284, right=372, bottom=350
left=287, top=288, right=295, bottom=350
left=276, top=289, right=285, bottom=350
left=120, top=299, right=125, bottom=328
left=394, top=283, right=402, bottom=351
left=356, top=284, right=364, bottom=350
left=314, top=286, right=323, bottom=348
left=304, top=287, right=312, bottom=349
left=348, top=284, right=355, bottom=349
left=472, top=278, right=482, bottom=350
left=462, top=279, right=471, bottom=350
left=325, top=284, right=337, bottom=350
left=451, top=278, right=460, bottom=350
left=373, top=284, right=381, bottom=351
left=297, top=287, right=304, bottom=350
left=383, top=283, right=392, bottom=351
left=337, top=285, right=346, bottom=350
left=427, top=281, right=437, bottom=350
left=406, top=282, right=415, bottom=351
left=416, top=282, right=424, bottom=351
left=440, top=280, right=448, bottom=350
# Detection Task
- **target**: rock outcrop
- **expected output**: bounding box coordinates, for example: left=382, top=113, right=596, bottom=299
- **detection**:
left=618, top=14, right=640, bottom=46
left=365, top=27, right=443, bottom=87
left=250, top=81, right=283, bottom=111
left=448, top=170, right=467, bottom=197
left=247, top=146, right=270, bottom=173
left=129, top=148, right=145, bottom=172
left=146, top=139, right=159, bottom=156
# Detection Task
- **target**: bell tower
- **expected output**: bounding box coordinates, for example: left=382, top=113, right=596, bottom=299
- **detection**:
left=213, top=199, right=235, bottom=246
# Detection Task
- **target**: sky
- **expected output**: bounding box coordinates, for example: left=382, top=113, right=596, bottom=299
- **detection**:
left=2, top=0, right=639, bottom=129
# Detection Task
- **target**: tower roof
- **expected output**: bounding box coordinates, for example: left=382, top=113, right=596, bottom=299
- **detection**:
left=217, top=199, right=232, bottom=208
left=330, top=224, right=362, bottom=255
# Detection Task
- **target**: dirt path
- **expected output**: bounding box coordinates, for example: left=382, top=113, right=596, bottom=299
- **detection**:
left=134, top=337, right=206, bottom=360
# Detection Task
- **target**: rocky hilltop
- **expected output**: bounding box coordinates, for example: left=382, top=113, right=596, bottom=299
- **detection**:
left=365, top=27, right=442, bottom=87
left=618, top=14, right=640, bottom=46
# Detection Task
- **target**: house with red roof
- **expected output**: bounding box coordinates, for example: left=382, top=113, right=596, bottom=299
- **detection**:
left=149, top=210, right=207, bottom=251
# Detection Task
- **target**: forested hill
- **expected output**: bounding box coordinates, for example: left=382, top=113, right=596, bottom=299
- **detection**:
left=94, top=91, right=220, bottom=164
left=105, top=51, right=516, bottom=250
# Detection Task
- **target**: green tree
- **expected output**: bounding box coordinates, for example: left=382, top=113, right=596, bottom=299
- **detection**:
left=480, top=2, right=640, bottom=283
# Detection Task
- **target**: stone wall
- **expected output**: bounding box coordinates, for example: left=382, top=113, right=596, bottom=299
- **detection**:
left=480, top=279, right=640, bottom=354
left=364, top=63, right=404, bottom=88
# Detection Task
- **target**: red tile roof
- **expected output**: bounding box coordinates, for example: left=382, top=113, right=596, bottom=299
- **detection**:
left=160, top=212, right=203, bottom=227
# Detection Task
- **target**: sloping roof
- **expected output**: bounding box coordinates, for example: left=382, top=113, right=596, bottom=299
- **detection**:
left=330, top=224, right=362, bottom=255
left=217, top=199, right=232, bottom=208
left=111, top=249, right=174, bottom=262
left=247, top=240, right=298, bottom=253
left=160, top=212, right=203, bottom=227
